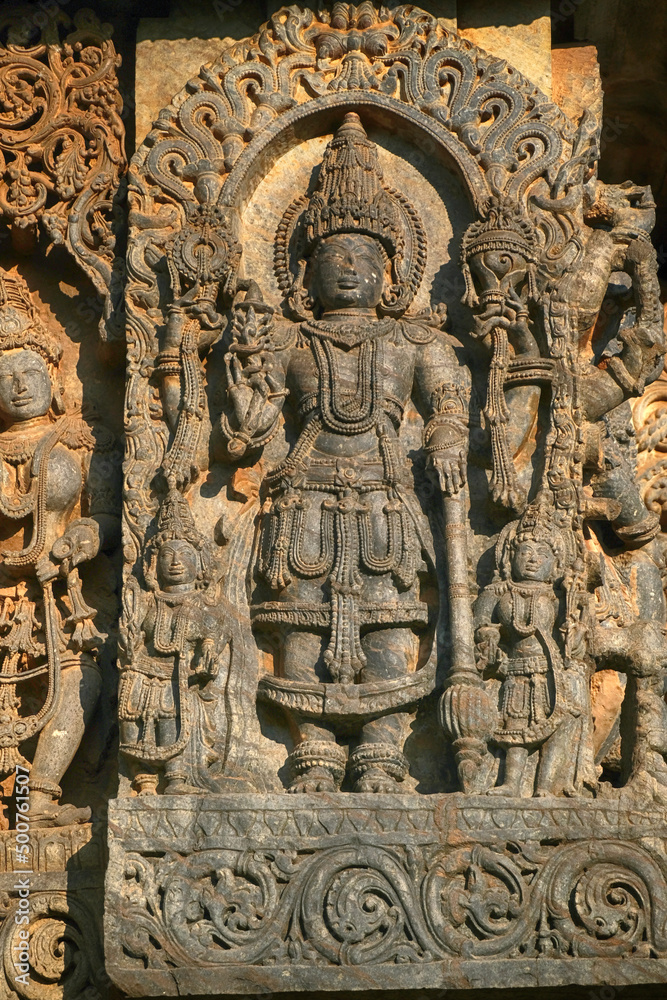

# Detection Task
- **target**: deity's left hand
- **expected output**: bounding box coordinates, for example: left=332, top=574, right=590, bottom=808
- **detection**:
left=194, top=638, right=220, bottom=680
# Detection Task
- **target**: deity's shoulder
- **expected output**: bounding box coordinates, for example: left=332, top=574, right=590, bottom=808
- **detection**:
left=394, top=316, right=439, bottom=346
left=269, top=316, right=300, bottom=351
left=59, top=408, right=117, bottom=456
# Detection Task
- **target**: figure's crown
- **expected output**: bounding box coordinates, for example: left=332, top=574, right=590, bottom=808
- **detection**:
left=304, top=113, right=402, bottom=256
left=495, top=491, right=577, bottom=580
left=0, top=268, right=61, bottom=364
left=154, top=485, right=202, bottom=549
left=461, top=199, right=540, bottom=264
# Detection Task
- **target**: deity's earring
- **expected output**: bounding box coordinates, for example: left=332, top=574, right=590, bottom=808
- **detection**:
left=51, top=378, right=65, bottom=415
left=288, top=259, right=316, bottom=320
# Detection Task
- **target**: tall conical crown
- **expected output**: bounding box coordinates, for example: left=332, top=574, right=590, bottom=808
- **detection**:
left=304, top=113, right=402, bottom=256
left=0, top=268, right=61, bottom=364
left=154, top=486, right=203, bottom=550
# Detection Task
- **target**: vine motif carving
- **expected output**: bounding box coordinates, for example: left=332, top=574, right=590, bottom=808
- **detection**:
left=0, top=890, right=105, bottom=1000
left=111, top=836, right=667, bottom=968
left=0, top=8, right=126, bottom=340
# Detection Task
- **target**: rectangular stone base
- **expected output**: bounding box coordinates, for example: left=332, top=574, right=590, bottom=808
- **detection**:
left=105, top=794, right=667, bottom=994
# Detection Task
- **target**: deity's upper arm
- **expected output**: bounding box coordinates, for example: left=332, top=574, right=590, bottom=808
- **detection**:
left=411, top=327, right=470, bottom=416
left=473, top=585, right=501, bottom=629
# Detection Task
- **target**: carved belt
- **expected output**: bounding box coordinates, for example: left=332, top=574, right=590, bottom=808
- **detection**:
left=505, top=655, right=549, bottom=676
left=122, top=658, right=175, bottom=681
left=251, top=601, right=429, bottom=630
left=304, top=460, right=387, bottom=486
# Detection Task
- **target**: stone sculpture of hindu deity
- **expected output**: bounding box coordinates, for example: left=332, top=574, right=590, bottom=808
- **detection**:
left=203, top=113, right=538, bottom=794
left=474, top=494, right=598, bottom=798
left=119, top=485, right=252, bottom=794
left=0, top=267, right=120, bottom=826
left=104, top=4, right=667, bottom=992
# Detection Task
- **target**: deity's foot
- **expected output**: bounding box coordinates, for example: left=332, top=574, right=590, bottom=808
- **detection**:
left=353, top=766, right=399, bottom=793
left=164, top=779, right=203, bottom=795
left=349, top=742, right=408, bottom=793
left=487, top=783, right=521, bottom=797
left=288, top=766, right=337, bottom=794
left=29, top=800, right=91, bottom=828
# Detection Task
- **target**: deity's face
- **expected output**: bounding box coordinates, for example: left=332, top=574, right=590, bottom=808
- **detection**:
left=157, top=539, right=199, bottom=590
left=311, top=234, right=385, bottom=312
left=511, top=539, right=557, bottom=583
left=0, top=349, right=52, bottom=424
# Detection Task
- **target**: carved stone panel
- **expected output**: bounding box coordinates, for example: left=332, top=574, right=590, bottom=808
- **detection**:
left=106, top=793, right=667, bottom=992
left=96, top=0, right=667, bottom=995
left=0, top=10, right=126, bottom=1000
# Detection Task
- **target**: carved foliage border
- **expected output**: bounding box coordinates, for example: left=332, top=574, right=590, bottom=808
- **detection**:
left=0, top=8, right=126, bottom=340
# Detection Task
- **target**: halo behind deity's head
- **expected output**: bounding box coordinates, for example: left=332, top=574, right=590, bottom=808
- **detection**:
left=274, top=113, right=427, bottom=320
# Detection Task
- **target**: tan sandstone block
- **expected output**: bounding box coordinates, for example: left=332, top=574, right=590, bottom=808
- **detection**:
left=552, top=44, right=603, bottom=124
left=457, top=0, right=552, bottom=97
left=135, top=1, right=287, bottom=147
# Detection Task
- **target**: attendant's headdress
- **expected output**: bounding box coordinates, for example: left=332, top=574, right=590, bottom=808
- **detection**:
left=495, top=491, right=577, bottom=582
left=0, top=268, right=62, bottom=365
left=144, top=485, right=213, bottom=590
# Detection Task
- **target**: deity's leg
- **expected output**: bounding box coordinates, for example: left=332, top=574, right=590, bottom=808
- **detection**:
left=349, top=627, right=413, bottom=793
left=162, top=715, right=200, bottom=795
left=488, top=746, right=529, bottom=797
left=535, top=716, right=579, bottom=797
left=29, top=658, right=101, bottom=826
left=282, top=630, right=346, bottom=792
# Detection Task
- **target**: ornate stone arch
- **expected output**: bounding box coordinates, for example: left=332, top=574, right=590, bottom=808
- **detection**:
left=123, top=1, right=594, bottom=562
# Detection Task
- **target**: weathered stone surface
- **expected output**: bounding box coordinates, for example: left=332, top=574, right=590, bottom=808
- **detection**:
left=457, top=0, right=552, bottom=96
left=104, top=5, right=667, bottom=996
left=0, top=2, right=665, bottom=1000
left=552, top=43, right=603, bottom=124
left=106, top=793, right=667, bottom=993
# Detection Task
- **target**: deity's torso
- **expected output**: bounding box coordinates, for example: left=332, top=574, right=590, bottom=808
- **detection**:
left=496, top=585, right=559, bottom=660
left=0, top=418, right=89, bottom=575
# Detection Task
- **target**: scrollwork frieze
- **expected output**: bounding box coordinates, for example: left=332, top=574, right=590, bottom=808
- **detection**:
left=106, top=796, right=667, bottom=973
left=0, top=8, right=126, bottom=341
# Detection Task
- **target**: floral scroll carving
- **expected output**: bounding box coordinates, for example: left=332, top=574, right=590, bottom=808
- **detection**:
left=0, top=8, right=126, bottom=341
left=107, top=798, right=667, bottom=973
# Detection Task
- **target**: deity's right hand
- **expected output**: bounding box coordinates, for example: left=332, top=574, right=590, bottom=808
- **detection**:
left=225, top=354, right=285, bottom=436
left=474, top=625, right=500, bottom=668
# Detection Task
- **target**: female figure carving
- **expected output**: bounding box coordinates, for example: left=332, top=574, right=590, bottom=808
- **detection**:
left=119, top=487, right=250, bottom=793
left=0, top=268, right=120, bottom=825
left=474, top=497, right=598, bottom=797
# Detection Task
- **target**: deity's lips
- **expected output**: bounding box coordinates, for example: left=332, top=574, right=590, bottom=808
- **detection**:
left=167, top=566, right=187, bottom=578
left=11, top=397, right=32, bottom=406
left=337, top=278, right=360, bottom=288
